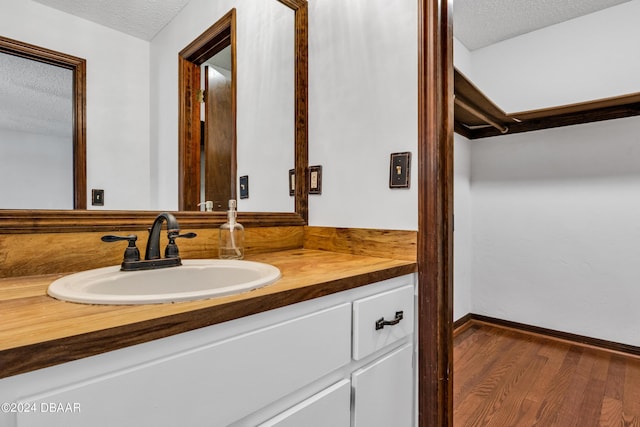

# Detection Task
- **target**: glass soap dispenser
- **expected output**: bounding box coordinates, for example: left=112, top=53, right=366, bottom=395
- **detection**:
left=219, top=199, right=244, bottom=259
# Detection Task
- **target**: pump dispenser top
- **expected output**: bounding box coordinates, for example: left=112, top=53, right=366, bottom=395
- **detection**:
left=198, top=201, right=214, bottom=212
left=219, top=199, right=244, bottom=259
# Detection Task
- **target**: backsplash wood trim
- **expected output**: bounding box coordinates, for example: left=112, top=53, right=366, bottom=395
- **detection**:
left=0, top=226, right=304, bottom=278
left=0, top=225, right=416, bottom=279
left=303, top=226, right=416, bottom=261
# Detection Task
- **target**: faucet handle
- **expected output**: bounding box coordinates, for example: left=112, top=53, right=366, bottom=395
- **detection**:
left=165, top=232, right=197, bottom=258
left=101, top=234, right=137, bottom=243
left=176, top=232, right=197, bottom=239
left=101, top=234, right=141, bottom=263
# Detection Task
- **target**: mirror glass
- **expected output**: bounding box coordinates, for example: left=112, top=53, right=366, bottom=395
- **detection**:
left=0, top=0, right=300, bottom=214
left=0, top=51, right=73, bottom=209
left=179, top=2, right=295, bottom=213
left=0, top=34, right=86, bottom=210
left=236, top=0, right=295, bottom=213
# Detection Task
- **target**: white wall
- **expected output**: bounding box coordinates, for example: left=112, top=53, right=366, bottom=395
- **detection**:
left=1, top=0, right=150, bottom=210
left=453, top=134, right=472, bottom=321
left=471, top=117, right=640, bottom=345
left=307, top=0, right=418, bottom=230
left=467, top=0, right=640, bottom=112
left=0, top=129, right=72, bottom=209
left=453, top=37, right=472, bottom=78
left=453, top=37, right=474, bottom=321
left=150, top=0, right=294, bottom=212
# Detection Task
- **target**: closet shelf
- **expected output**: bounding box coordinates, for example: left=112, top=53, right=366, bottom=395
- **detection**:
left=454, top=68, right=640, bottom=139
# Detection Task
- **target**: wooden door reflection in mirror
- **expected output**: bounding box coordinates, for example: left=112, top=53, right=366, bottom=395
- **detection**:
left=179, top=9, right=236, bottom=212
left=203, top=46, right=234, bottom=211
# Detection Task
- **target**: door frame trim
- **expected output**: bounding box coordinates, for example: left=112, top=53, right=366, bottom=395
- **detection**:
left=417, top=0, right=454, bottom=425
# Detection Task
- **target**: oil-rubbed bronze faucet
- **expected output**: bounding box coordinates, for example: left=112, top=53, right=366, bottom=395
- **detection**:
left=102, top=212, right=196, bottom=271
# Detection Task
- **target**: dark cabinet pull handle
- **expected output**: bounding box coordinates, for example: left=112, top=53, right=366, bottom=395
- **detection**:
left=375, top=311, right=404, bottom=330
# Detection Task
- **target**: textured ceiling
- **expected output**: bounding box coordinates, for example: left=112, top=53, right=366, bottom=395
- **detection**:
left=454, top=0, right=634, bottom=51
left=31, top=0, right=635, bottom=48
left=32, top=0, right=192, bottom=41
left=0, top=52, right=72, bottom=138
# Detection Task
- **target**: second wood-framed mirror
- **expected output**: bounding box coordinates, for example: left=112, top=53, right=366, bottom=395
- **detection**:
left=0, top=35, right=86, bottom=210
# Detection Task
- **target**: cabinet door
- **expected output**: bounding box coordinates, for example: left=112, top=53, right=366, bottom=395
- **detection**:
left=15, top=303, right=351, bottom=427
left=258, top=380, right=351, bottom=427
left=352, top=344, right=414, bottom=427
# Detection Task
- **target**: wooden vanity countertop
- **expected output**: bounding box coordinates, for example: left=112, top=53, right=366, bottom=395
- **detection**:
left=0, top=249, right=417, bottom=379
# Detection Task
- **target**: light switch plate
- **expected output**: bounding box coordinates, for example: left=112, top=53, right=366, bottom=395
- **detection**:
left=91, top=189, right=104, bottom=206
left=239, top=175, right=249, bottom=199
left=309, top=165, right=322, bottom=194
left=389, top=152, right=411, bottom=188
left=289, top=169, right=295, bottom=196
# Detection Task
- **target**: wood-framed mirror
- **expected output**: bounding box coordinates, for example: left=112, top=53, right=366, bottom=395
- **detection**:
left=0, top=35, right=86, bottom=210
left=0, top=0, right=307, bottom=233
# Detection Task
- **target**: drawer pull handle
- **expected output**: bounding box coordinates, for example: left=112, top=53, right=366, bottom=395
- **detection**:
left=375, top=311, right=404, bottom=330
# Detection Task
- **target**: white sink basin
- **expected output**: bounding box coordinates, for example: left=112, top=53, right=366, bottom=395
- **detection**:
left=47, top=259, right=281, bottom=305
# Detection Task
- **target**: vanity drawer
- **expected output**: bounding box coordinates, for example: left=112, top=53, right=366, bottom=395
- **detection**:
left=352, top=284, right=414, bottom=360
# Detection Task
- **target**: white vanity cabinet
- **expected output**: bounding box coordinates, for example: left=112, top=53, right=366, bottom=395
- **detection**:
left=0, top=274, right=417, bottom=427
left=352, top=344, right=414, bottom=427
left=257, top=379, right=351, bottom=427
left=351, top=284, right=415, bottom=427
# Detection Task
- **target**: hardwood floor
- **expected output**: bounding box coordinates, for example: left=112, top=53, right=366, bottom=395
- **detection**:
left=454, top=322, right=640, bottom=426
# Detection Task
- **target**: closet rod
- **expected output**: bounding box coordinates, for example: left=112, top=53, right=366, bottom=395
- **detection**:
left=454, top=96, right=509, bottom=134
